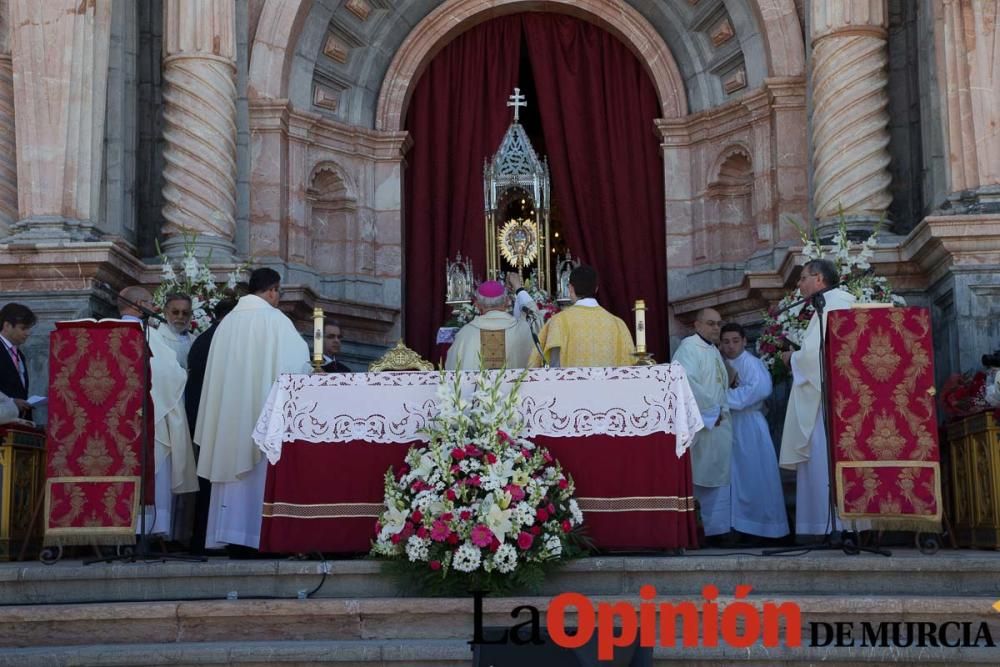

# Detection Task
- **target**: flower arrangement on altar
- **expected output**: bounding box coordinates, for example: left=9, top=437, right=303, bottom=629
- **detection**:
left=153, top=234, right=248, bottom=334
left=757, top=214, right=904, bottom=382
left=370, top=368, right=586, bottom=594
left=941, top=369, right=1000, bottom=421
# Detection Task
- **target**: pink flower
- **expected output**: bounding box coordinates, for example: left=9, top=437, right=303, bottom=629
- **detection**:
left=430, top=520, right=451, bottom=542
left=497, top=429, right=512, bottom=443
left=450, top=464, right=462, bottom=475
left=451, top=448, right=466, bottom=461
left=562, top=520, right=572, bottom=533
left=547, top=503, right=555, bottom=514
left=485, top=453, right=497, bottom=464
left=505, top=485, right=525, bottom=502
left=468, top=474, right=481, bottom=487
left=460, top=510, right=472, bottom=521
left=429, top=560, right=441, bottom=571
left=470, top=523, right=493, bottom=547
left=465, top=444, right=483, bottom=457
left=543, top=451, right=554, bottom=463
left=536, top=508, right=549, bottom=522
left=521, top=448, right=532, bottom=458
left=517, top=531, right=534, bottom=550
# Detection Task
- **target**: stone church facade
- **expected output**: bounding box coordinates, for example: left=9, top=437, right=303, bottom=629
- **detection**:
left=0, top=0, right=997, bottom=395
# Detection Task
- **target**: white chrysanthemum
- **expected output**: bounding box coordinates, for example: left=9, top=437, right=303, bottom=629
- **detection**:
left=514, top=502, right=535, bottom=526
left=405, top=535, right=430, bottom=562
left=492, top=543, right=518, bottom=573
left=569, top=499, right=583, bottom=525
left=452, top=542, right=482, bottom=572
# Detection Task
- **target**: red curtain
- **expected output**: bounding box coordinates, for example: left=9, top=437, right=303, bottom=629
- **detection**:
left=404, top=13, right=667, bottom=359
left=403, top=16, right=523, bottom=357
left=522, top=14, right=667, bottom=358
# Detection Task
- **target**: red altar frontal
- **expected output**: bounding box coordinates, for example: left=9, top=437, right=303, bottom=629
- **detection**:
left=252, top=366, right=703, bottom=553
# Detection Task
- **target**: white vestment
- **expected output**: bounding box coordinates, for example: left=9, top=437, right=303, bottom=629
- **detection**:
left=122, top=316, right=198, bottom=537
left=195, top=294, right=311, bottom=548
left=700, top=351, right=789, bottom=538
left=779, top=288, right=869, bottom=534
left=0, top=391, right=18, bottom=424
left=445, top=310, right=535, bottom=370
left=672, top=334, right=733, bottom=491
left=150, top=323, right=195, bottom=369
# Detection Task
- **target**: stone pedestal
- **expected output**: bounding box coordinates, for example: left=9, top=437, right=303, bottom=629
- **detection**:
left=161, top=0, right=237, bottom=260
left=810, top=0, right=892, bottom=237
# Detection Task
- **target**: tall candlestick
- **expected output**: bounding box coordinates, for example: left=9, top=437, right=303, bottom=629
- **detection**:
left=634, top=299, right=647, bottom=351
left=312, top=307, right=324, bottom=371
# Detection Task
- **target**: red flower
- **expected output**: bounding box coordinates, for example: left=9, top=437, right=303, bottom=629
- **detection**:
left=562, top=520, right=572, bottom=533
left=416, top=526, right=428, bottom=539
left=468, top=474, right=481, bottom=487
left=411, top=510, right=423, bottom=523
left=441, top=512, right=453, bottom=521
left=505, top=485, right=525, bottom=502
left=460, top=510, right=472, bottom=521
left=497, top=430, right=512, bottom=443
left=547, top=503, right=555, bottom=514
left=470, top=523, right=493, bottom=547
left=485, top=453, right=498, bottom=464
left=558, top=478, right=568, bottom=489
left=536, top=508, right=549, bottom=522
left=451, top=448, right=466, bottom=461
left=464, top=444, right=482, bottom=457
left=390, top=533, right=402, bottom=544
left=446, top=532, right=459, bottom=545
left=490, top=536, right=501, bottom=552
left=446, top=489, right=457, bottom=501
left=517, top=531, right=534, bottom=550
left=429, top=560, right=441, bottom=571
left=530, top=526, right=541, bottom=536
left=430, top=520, right=450, bottom=542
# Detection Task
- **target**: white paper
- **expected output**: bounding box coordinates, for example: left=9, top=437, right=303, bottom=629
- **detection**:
left=27, top=395, right=47, bottom=407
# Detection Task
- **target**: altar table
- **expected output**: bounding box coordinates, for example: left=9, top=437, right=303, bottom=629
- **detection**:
left=253, top=365, right=702, bottom=553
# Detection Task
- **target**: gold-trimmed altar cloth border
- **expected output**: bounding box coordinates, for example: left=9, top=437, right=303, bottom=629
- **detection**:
left=835, top=461, right=942, bottom=522
left=262, top=502, right=384, bottom=519
left=576, top=496, right=696, bottom=513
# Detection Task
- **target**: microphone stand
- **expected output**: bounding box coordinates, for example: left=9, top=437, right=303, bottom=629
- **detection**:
left=522, top=308, right=549, bottom=368
left=764, top=285, right=890, bottom=558
left=85, top=284, right=205, bottom=565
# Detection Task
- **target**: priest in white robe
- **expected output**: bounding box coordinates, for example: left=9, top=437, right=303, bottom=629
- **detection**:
left=445, top=280, right=535, bottom=370
left=195, top=268, right=311, bottom=549
left=779, top=259, right=869, bottom=536
left=671, top=308, right=733, bottom=536
left=718, top=323, right=789, bottom=539
left=118, top=286, right=199, bottom=538
left=150, top=294, right=196, bottom=368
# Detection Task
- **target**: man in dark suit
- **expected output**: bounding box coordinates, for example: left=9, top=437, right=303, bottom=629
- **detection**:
left=321, top=321, right=353, bottom=373
left=0, top=303, right=36, bottom=417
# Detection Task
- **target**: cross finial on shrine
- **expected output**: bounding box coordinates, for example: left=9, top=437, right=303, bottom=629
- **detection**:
left=507, top=87, right=527, bottom=122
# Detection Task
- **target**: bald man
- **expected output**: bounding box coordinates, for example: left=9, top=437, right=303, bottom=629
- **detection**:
left=118, top=286, right=197, bottom=539
left=671, top=308, right=734, bottom=540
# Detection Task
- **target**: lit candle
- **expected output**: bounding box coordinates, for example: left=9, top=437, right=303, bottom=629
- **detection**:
left=313, top=307, right=324, bottom=367
left=634, top=300, right=647, bottom=351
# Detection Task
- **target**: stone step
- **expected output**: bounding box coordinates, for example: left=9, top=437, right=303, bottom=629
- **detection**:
left=2, top=595, right=998, bottom=650
left=2, top=638, right=999, bottom=666
left=5, top=549, right=1000, bottom=605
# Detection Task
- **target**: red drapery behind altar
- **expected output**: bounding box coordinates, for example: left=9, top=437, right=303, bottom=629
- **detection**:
left=522, top=14, right=667, bottom=360
left=403, top=16, right=523, bottom=358
left=404, top=13, right=667, bottom=359
left=825, top=307, right=943, bottom=530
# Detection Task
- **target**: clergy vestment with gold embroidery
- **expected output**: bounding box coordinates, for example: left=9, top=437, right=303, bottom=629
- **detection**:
left=528, top=300, right=635, bottom=367
left=445, top=310, right=534, bottom=370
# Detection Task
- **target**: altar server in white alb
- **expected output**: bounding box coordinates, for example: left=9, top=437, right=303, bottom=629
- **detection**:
left=118, top=286, right=199, bottom=537
left=671, top=308, right=733, bottom=537
left=779, top=259, right=869, bottom=536
left=445, top=280, right=535, bottom=370
left=718, top=323, right=789, bottom=539
left=195, top=268, right=311, bottom=549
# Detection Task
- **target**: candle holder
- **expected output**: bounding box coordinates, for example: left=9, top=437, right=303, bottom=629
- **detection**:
left=312, top=307, right=325, bottom=373
left=632, top=346, right=656, bottom=366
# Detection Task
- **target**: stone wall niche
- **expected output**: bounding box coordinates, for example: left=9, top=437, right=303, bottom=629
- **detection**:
left=307, top=163, right=359, bottom=277
left=704, top=147, right=755, bottom=263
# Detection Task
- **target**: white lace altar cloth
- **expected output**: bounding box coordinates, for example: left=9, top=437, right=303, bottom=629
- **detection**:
left=253, top=364, right=703, bottom=464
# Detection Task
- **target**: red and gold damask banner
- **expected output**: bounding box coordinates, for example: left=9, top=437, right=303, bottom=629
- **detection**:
left=43, top=321, right=152, bottom=546
left=826, top=307, right=942, bottom=530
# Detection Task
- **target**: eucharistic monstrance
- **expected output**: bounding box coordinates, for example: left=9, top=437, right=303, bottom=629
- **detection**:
left=484, top=88, right=553, bottom=292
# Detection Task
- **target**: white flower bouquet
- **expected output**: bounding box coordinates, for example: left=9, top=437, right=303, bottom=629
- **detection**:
left=371, top=368, right=586, bottom=594
left=153, top=233, right=248, bottom=334
left=758, top=213, right=903, bottom=382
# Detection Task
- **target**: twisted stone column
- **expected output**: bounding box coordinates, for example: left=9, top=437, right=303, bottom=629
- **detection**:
left=811, top=0, right=891, bottom=232
left=161, top=0, right=237, bottom=257
left=0, top=0, right=16, bottom=238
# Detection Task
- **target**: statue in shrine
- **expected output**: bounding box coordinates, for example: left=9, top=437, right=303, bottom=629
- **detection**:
left=445, top=252, right=474, bottom=305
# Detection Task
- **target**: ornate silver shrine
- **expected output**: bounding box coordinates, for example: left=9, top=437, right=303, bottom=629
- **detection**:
left=484, top=88, right=552, bottom=292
